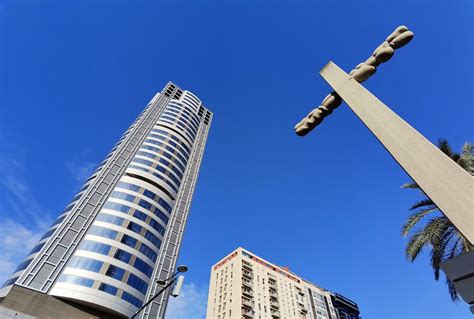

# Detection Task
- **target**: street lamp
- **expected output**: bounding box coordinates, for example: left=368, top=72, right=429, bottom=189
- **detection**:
left=131, top=265, right=188, bottom=319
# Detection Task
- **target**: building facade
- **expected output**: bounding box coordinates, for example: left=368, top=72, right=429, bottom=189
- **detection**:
left=206, top=248, right=360, bottom=319
left=0, top=82, right=213, bottom=319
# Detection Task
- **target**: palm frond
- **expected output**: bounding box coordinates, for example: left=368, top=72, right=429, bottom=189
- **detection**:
left=401, top=182, right=419, bottom=189
left=405, top=231, right=429, bottom=262
left=446, top=277, right=459, bottom=302
left=401, top=207, right=437, bottom=237
left=430, top=228, right=454, bottom=280
left=437, top=138, right=454, bottom=158
left=409, top=199, right=435, bottom=211
left=458, top=142, right=474, bottom=175
left=448, top=237, right=461, bottom=259
left=405, top=217, right=449, bottom=262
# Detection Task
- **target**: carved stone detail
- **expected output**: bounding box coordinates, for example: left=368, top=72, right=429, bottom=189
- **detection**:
left=295, top=25, right=414, bottom=136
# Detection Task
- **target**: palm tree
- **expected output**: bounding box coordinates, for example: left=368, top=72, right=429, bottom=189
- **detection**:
left=402, top=139, right=474, bottom=301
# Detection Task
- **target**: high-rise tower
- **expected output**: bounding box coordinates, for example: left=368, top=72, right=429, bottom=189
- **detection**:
left=0, top=82, right=213, bottom=319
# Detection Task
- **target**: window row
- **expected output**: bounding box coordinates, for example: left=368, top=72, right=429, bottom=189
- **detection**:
left=147, top=133, right=190, bottom=160
left=143, top=139, right=188, bottom=166
left=150, top=128, right=192, bottom=154
left=87, top=225, right=158, bottom=263
left=137, top=150, right=185, bottom=173
left=140, top=143, right=186, bottom=172
left=57, top=274, right=144, bottom=308
left=131, top=158, right=181, bottom=187
left=159, top=118, right=196, bottom=142
left=167, top=102, right=201, bottom=128
left=103, top=201, right=168, bottom=230
left=136, top=150, right=184, bottom=178
left=127, top=165, right=179, bottom=193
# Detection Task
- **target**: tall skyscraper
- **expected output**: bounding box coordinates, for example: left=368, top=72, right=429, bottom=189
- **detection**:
left=0, top=82, right=213, bottom=319
left=206, top=248, right=361, bottom=319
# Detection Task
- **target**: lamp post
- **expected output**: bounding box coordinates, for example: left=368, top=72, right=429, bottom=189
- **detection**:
left=131, top=265, right=188, bottom=319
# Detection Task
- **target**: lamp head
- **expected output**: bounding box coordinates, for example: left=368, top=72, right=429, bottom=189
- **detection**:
left=177, top=265, right=188, bottom=273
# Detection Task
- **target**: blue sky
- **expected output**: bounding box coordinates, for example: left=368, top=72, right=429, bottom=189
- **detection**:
left=0, top=1, right=473, bottom=318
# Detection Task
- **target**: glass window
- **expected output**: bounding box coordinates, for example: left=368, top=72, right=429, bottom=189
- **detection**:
left=158, top=198, right=173, bottom=213
left=88, top=226, right=118, bottom=240
left=143, top=189, right=156, bottom=200
left=127, top=222, right=142, bottom=234
left=68, top=256, right=103, bottom=272
left=154, top=208, right=169, bottom=225
left=149, top=219, right=165, bottom=235
left=51, top=215, right=67, bottom=227
left=111, top=191, right=136, bottom=202
left=121, top=234, right=137, bottom=248
left=138, top=199, right=152, bottom=210
left=133, top=210, right=148, bottom=222
left=2, top=277, right=19, bottom=288
left=105, top=264, right=125, bottom=280
left=104, top=202, right=130, bottom=214
left=139, top=243, right=157, bottom=262
left=78, top=240, right=111, bottom=255
left=122, top=291, right=143, bottom=308
left=144, top=231, right=161, bottom=247
left=117, top=182, right=141, bottom=192
left=29, top=242, right=45, bottom=255
left=99, top=283, right=118, bottom=295
left=133, top=258, right=153, bottom=277
left=58, top=274, right=94, bottom=288
left=95, top=213, right=124, bottom=226
left=114, top=249, right=131, bottom=263
left=14, top=258, right=33, bottom=273
left=40, top=228, right=57, bottom=240
left=127, top=273, right=148, bottom=295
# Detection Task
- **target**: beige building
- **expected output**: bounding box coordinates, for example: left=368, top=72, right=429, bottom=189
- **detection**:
left=206, top=248, right=359, bottom=319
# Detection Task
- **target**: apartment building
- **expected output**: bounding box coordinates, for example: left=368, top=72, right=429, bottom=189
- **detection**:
left=206, top=248, right=360, bottom=319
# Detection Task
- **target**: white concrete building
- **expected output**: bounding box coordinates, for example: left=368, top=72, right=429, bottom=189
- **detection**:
left=206, top=248, right=360, bottom=319
left=0, top=82, right=213, bottom=319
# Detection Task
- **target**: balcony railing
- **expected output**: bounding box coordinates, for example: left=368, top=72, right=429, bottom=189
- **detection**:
left=270, top=300, right=279, bottom=309
left=242, top=261, right=253, bottom=270
left=242, top=307, right=255, bottom=318
left=242, top=279, right=253, bottom=288
left=242, top=298, right=254, bottom=308
left=270, top=309, right=281, bottom=318
left=242, top=270, right=254, bottom=279
left=242, top=287, right=253, bottom=297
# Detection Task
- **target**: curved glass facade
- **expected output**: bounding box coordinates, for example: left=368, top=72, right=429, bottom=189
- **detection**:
left=2, top=83, right=213, bottom=318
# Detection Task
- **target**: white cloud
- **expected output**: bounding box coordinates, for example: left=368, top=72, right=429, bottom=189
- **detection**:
left=165, top=283, right=209, bottom=319
left=0, top=220, right=44, bottom=283
left=0, top=132, right=53, bottom=283
left=65, top=159, right=97, bottom=184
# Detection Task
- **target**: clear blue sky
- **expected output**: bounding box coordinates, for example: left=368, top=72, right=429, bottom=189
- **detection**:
left=0, top=1, right=472, bottom=318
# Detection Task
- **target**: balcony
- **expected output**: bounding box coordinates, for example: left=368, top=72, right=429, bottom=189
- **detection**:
left=270, top=309, right=281, bottom=318
left=299, top=307, right=308, bottom=314
left=242, top=298, right=254, bottom=309
left=242, top=307, right=255, bottom=318
left=268, top=274, right=277, bottom=282
left=242, top=287, right=253, bottom=297
left=268, top=281, right=277, bottom=288
left=269, top=290, right=278, bottom=298
left=242, top=270, right=254, bottom=279
left=242, top=261, right=253, bottom=270
left=270, top=300, right=279, bottom=309
left=242, top=279, right=254, bottom=288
